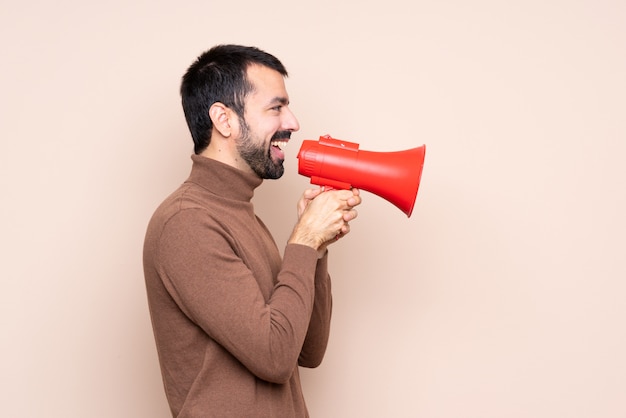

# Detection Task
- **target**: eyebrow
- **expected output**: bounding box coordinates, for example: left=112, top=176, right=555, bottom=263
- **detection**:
left=268, top=96, right=290, bottom=106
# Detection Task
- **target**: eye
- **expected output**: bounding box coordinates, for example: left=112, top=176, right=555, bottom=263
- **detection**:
left=271, top=105, right=283, bottom=112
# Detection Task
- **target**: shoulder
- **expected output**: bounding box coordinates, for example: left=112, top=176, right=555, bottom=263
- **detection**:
left=145, top=184, right=226, bottom=246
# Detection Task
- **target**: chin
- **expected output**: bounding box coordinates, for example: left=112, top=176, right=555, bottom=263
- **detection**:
left=262, top=163, right=285, bottom=180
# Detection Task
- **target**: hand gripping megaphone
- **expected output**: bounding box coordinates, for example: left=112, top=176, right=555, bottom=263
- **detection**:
left=297, top=135, right=426, bottom=217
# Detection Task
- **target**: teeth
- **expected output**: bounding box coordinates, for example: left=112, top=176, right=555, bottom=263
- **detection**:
left=271, top=141, right=288, bottom=150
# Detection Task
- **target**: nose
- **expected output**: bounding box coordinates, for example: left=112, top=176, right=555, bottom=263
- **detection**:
left=283, top=106, right=300, bottom=132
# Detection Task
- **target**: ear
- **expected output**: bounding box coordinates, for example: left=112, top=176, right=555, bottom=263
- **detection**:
left=209, top=102, right=235, bottom=138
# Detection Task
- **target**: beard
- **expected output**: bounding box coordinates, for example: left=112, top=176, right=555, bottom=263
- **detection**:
left=236, top=118, right=291, bottom=180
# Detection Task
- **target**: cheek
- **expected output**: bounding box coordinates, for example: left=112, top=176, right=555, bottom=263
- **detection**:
left=244, top=113, right=281, bottom=142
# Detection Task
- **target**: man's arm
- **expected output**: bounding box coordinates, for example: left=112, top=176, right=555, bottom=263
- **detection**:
left=290, top=188, right=360, bottom=366
left=298, top=252, right=332, bottom=368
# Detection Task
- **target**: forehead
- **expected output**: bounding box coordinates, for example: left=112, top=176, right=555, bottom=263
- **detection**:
left=245, top=64, right=289, bottom=103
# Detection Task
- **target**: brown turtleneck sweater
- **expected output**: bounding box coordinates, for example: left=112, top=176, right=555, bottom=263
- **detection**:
left=143, top=155, right=332, bottom=417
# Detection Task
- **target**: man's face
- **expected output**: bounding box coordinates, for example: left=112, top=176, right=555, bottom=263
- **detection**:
left=235, top=64, right=300, bottom=179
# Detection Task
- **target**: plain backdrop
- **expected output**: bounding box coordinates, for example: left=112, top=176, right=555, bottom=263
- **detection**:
left=1, top=1, right=625, bottom=417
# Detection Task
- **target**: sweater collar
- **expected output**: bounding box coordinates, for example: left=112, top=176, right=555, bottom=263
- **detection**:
left=186, top=154, right=263, bottom=202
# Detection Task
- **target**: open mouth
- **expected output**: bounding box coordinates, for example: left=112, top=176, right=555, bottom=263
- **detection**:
left=270, top=139, right=288, bottom=161
left=270, top=140, right=288, bottom=150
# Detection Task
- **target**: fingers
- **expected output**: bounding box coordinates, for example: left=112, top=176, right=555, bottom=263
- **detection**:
left=297, top=187, right=325, bottom=217
left=328, top=188, right=362, bottom=208
left=347, top=189, right=361, bottom=207
left=303, top=187, right=325, bottom=200
left=309, top=188, right=361, bottom=227
left=323, top=190, right=359, bottom=240
left=291, top=187, right=362, bottom=250
left=346, top=197, right=358, bottom=207
left=342, top=207, right=358, bottom=223
left=335, top=189, right=360, bottom=240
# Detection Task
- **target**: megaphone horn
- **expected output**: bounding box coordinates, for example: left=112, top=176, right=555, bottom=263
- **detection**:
left=297, top=135, right=426, bottom=217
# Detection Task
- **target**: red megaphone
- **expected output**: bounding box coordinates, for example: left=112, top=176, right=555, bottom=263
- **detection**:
left=297, top=135, right=426, bottom=217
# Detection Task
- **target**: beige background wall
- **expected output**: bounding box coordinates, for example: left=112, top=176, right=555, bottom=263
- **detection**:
left=2, top=1, right=625, bottom=417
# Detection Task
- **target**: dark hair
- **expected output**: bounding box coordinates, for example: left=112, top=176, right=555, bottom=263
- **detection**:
left=180, top=44, right=288, bottom=154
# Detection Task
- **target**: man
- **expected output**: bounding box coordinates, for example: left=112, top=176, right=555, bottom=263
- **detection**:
left=143, top=44, right=361, bottom=417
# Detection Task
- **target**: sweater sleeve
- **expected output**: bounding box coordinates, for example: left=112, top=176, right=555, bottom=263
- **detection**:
left=156, top=208, right=320, bottom=384
left=298, top=252, right=332, bottom=368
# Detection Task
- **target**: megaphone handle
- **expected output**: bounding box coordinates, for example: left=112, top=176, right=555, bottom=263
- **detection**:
left=310, top=176, right=352, bottom=190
